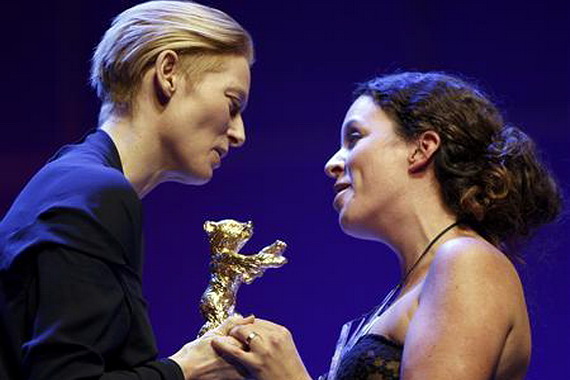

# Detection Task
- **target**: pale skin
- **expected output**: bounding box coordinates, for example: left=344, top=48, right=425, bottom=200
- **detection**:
left=212, top=96, right=531, bottom=379
left=101, top=51, right=251, bottom=197
left=99, top=50, right=254, bottom=379
left=170, top=315, right=255, bottom=380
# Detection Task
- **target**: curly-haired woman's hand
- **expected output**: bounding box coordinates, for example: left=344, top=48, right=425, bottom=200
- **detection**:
left=211, top=318, right=311, bottom=380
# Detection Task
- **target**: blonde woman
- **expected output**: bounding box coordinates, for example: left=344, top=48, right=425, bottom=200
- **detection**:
left=0, top=1, right=254, bottom=379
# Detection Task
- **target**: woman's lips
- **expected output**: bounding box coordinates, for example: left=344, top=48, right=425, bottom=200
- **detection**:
left=212, top=148, right=227, bottom=168
left=333, top=184, right=351, bottom=211
left=334, top=182, right=351, bottom=194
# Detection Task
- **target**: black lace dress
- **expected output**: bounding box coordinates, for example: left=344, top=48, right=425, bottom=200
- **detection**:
left=335, top=334, right=403, bottom=380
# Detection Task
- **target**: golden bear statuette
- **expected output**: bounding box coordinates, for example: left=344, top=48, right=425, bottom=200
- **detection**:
left=197, top=219, right=287, bottom=337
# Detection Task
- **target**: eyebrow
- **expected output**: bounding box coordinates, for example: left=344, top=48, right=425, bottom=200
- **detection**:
left=342, top=120, right=359, bottom=134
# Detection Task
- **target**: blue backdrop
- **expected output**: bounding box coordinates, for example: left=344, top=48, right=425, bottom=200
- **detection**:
left=1, top=0, right=568, bottom=378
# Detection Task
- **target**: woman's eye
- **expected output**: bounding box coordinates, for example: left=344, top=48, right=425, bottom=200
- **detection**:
left=228, top=98, right=242, bottom=118
left=229, top=103, right=238, bottom=117
left=346, top=131, right=362, bottom=147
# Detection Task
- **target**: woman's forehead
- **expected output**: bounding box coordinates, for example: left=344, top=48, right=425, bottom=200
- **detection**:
left=346, top=96, right=377, bottom=117
left=342, top=97, right=393, bottom=132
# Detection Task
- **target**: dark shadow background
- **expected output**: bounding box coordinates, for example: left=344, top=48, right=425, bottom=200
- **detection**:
left=1, top=0, right=568, bottom=377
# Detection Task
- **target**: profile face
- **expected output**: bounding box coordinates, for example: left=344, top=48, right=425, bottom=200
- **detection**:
left=159, top=55, right=251, bottom=185
left=324, top=96, right=411, bottom=239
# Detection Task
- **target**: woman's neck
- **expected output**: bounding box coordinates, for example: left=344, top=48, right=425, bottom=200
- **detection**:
left=374, top=180, right=462, bottom=288
left=100, top=115, right=165, bottom=198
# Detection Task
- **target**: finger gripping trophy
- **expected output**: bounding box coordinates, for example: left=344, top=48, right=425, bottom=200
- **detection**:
left=198, top=219, right=287, bottom=337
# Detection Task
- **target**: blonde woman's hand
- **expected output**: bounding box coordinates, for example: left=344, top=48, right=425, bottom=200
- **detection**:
left=170, top=315, right=254, bottom=380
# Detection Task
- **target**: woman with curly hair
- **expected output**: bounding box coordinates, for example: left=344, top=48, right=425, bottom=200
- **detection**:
left=212, top=72, right=563, bottom=380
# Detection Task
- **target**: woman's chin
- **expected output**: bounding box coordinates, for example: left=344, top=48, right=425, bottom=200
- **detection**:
left=165, top=169, right=212, bottom=186
left=339, top=213, right=376, bottom=241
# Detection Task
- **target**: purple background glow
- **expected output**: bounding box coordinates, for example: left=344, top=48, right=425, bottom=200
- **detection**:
left=1, top=1, right=568, bottom=377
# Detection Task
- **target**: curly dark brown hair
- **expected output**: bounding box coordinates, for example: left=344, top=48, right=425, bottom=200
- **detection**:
left=355, top=72, right=562, bottom=259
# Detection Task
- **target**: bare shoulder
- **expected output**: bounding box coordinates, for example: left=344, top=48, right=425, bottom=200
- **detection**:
left=421, top=236, right=526, bottom=330
left=428, top=237, right=522, bottom=294
left=403, top=237, right=530, bottom=379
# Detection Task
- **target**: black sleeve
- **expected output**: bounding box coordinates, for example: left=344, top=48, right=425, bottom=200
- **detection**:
left=21, top=247, right=183, bottom=380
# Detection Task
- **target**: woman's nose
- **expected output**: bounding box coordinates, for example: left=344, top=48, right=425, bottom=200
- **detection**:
left=228, top=114, right=246, bottom=147
left=324, top=149, right=345, bottom=178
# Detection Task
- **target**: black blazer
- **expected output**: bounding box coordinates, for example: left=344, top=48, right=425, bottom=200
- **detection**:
left=0, top=130, right=182, bottom=379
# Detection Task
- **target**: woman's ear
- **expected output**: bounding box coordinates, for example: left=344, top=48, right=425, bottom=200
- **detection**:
left=154, top=50, right=181, bottom=104
left=408, top=130, right=441, bottom=174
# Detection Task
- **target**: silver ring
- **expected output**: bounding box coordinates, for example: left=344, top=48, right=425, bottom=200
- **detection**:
left=245, top=331, right=260, bottom=345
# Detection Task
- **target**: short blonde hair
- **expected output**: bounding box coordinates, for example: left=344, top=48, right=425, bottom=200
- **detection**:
left=90, top=0, right=254, bottom=115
